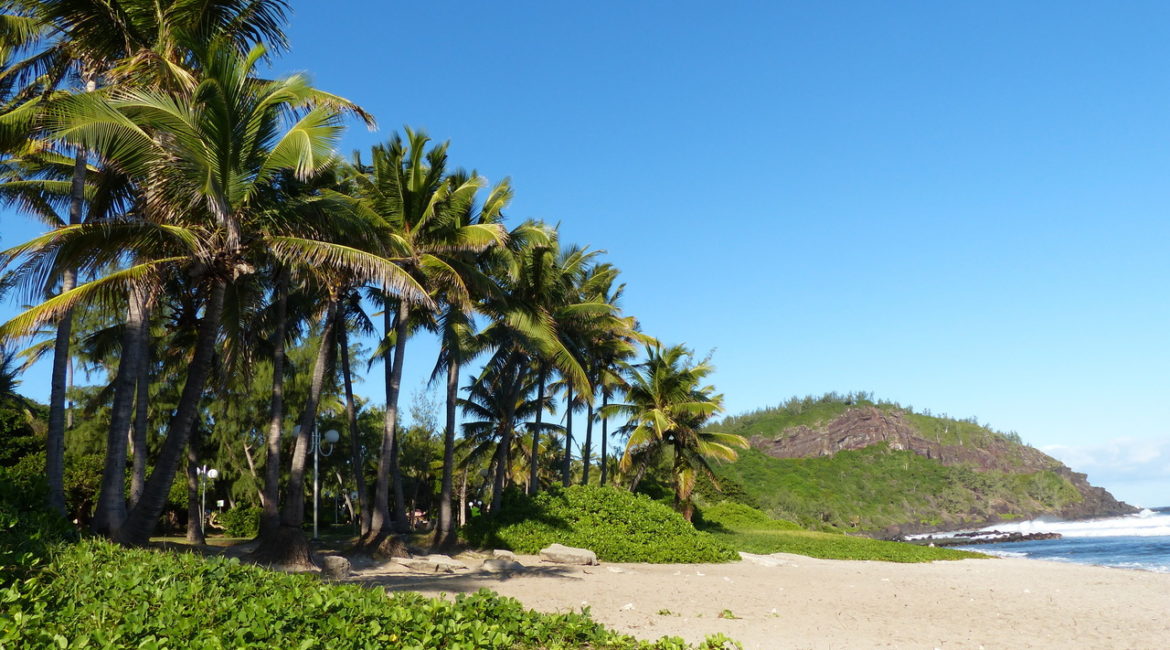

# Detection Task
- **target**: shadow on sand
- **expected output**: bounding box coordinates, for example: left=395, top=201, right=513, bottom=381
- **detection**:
left=351, top=564, right=583, bottom=595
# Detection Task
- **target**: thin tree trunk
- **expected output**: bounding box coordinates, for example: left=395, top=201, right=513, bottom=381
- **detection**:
left=561, top=385, right=573, bottom=487
left=282, top=299, right=338, bottom=528
left=457, top=468, right=467, bottom=527
left=45, top=149, right=87, bottom=516
left=527, top=368, right=545, bottom=495
left=600, top=393, right=609, bottom=486
left=93, top=283, right=148, bottom=537
left=185, top=435, right=204, bottom=544
left=259, top=270, right=289, bottom=537
left=117, top=280, right=226, bottom=546
left=489, top=429, right=509, bottom=513
left=370, top=301, right=410, bottom=536
left=434, top=356, right=459, bottom=548
left=338, top=308, right=371, bottom=537
left=128, top=299, right=151, bottom=508
left=581, top=401, right=594, bottom=485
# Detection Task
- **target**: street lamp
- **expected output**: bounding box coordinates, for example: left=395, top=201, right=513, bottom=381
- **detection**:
left=196, top=465, right=218, bottom=535
left=312, top=428, right=339, bottom=540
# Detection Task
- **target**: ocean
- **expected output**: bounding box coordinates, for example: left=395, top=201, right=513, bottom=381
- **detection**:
left=955, top=506, right=1170, bottom=573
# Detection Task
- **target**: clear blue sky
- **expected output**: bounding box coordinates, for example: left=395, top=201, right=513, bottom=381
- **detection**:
left=3, top=1, right=1168, bottom=506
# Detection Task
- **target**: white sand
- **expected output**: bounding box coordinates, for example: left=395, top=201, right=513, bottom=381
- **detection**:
left=352, top=553, right=1170, bottom=649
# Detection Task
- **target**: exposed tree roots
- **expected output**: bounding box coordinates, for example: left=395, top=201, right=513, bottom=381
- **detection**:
left=250, top=526, right=316, bottom=570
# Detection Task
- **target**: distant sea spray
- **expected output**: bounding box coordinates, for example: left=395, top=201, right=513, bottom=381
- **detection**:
left=954, top=507, right=1170, bottom=573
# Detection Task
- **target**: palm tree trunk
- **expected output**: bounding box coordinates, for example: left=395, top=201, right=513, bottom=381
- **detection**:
left=185, top=435, right=204, bottom=544
left=489, top=425, right=511, bottom=514
left=44, top=148, right=88, bottom=516
left=371, top=301, right=410, bottom=536
left=561, top=385, right=573, bottom=487
left=128, top=298, right=151, bottom=508
left=338, top=308, right=371, bottom=537
left=434, top=356, right=458, bottom=548
left=282, top=299, right=338, bottom=528
left=93, top=283, right=148, bottom=536
left=254, top=298, right=337, bottom=569
left=581, top=401, right=594, bottom=485
left=116, top=280, right=226, bottom=546
left=527, top=368, right=545, bottom=495
left=600, top=393, right=609, bottom=486
left=259, top=269, right=288, bottom=537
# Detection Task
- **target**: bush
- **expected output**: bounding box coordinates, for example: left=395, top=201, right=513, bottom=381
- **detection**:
left=0, top=466, right=76, bottom=586
left=218, top=505, right=261, bottom=538
left=463, top=485, right=739, bottom=563
left=0, top=538, right=738, bottom=649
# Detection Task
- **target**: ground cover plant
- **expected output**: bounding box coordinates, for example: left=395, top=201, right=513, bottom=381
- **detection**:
left=696, top=502, right=984, bottom=563
left=1, top=536, right=745, bottom=649
left=464, top=485, right=739, bottom=563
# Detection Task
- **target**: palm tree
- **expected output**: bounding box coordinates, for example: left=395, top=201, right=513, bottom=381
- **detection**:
left=2, top=0, right=293, bottom=518
left=345, top=130, right=503, bottom=546
left=429, top=175, right=511, bottom=547
left=1, top=41, right=420, bottom=545
left=609, top=344, right=748, bottom=521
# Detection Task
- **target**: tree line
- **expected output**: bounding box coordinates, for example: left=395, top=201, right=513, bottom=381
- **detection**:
left=0, top=1, right=746, bottom=565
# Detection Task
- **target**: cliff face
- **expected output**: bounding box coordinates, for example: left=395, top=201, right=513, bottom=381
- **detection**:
left=738, top=405, right=1135, bottom=532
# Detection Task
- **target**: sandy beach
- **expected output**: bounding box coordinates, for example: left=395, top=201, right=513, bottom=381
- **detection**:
left=350, top=553, right=1170, bottom=649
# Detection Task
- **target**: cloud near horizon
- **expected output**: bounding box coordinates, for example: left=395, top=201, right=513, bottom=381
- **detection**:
left=1042, top=437, right=1170, bottom=507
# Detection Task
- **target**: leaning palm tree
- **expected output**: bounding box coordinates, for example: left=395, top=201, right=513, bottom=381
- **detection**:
left=0, top=41, right=422, bottom=545
left=609, top=344, right=748, bottom=521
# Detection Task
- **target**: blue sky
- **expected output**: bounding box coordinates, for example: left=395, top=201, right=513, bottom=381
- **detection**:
left=3, top=1, right=1168, bottom=506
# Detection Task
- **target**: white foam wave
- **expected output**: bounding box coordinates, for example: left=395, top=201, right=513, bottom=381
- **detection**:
left=976, top=511, right=1170, bottom=538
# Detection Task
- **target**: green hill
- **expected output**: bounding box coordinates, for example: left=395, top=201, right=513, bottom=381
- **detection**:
left=703, top=393, right=1134, bottom=535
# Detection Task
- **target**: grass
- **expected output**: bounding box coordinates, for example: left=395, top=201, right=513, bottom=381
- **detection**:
left=707, top=527, right=984, bottom=562
left=697, top=502, right=985, bottom=563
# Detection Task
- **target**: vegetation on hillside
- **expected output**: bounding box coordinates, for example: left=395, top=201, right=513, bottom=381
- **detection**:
left=702, top=392, right=1089, bottom=532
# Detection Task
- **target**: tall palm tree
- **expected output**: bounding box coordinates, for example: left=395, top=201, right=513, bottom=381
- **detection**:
left=346, top=130, right=502, bottom=546
left=2, top=0, right=293, bottom=517
left=1, top=41, right=420, bottom=544
left=430, top=175, right=511, bottom=548
left=609, top=344, right=748, bottom=521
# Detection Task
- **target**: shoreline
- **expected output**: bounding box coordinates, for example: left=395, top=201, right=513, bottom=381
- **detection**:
left=351, top=552, right=1170, bottom=649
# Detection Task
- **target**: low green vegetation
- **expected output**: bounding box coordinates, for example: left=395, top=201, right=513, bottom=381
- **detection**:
left=710, top=446, right=1081, bottom=532
left=1, top=476, right=738, bottom=649
left=464, top=485, right=739, bottom=563
left=3, top=538, right=741, bottom=649
left=696, top=502, right=984, bottom=563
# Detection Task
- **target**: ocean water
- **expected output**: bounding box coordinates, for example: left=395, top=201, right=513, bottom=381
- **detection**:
left=955, top=506, right=1170, bottom=573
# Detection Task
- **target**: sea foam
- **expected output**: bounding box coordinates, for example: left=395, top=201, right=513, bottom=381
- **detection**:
left=976, top=509, right=1170, bottom=538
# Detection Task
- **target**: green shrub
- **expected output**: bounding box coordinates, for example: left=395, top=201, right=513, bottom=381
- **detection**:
left=218, top=505, right=261, bottom=538
left=0, top=538, right=736, bottom=649
left=0, top=466, right=76, bottom=586
left=463, top=486, right=739, bottom=563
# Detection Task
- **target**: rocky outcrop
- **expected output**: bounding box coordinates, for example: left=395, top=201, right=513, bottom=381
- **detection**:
left=748, top=405, right=1137, bottom=526
left=751, top=407, right=1060, bottom=473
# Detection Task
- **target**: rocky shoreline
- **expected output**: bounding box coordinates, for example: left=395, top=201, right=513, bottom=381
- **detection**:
left=906, top=530, right=1062, bottom=547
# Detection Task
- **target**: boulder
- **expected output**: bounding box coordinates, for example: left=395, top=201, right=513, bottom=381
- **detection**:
left=482, top=558, right=525, bottom=574
left=491, top=549, right=517, bottom=561
left=319, top=555, right=351, bottom=580
left=539, top=543, right=598, bottom=566
left=396, top=554, right=467, bottom=573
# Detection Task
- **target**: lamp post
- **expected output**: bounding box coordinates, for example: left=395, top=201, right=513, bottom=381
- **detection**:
left=312, top=428, right=339, bottom=540
left=196, top=465, right=218, bottom=534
